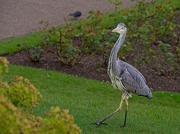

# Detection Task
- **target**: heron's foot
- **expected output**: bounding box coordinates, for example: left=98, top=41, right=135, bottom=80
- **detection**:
left=120, top=124, right=126, bottom=128
left=92, top=122, right=108, bottom=126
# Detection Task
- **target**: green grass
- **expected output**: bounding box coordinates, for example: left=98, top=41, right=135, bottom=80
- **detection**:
left=1, top=0, right=180, bottom=133
left=3, top=65, right=180, bottom=134
left=0, top=32, right=40, bottom=55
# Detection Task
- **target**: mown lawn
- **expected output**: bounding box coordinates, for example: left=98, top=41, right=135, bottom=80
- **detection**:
left=1, top=0, right=180, bottom=133
left=3, top=65, right=179, bottom=134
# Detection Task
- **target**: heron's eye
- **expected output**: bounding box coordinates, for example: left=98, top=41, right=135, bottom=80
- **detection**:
left=120, top=26, right=125, bottom=29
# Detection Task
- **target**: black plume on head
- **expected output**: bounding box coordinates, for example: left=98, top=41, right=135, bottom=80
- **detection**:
left=117, top=23, right=126, bottom=28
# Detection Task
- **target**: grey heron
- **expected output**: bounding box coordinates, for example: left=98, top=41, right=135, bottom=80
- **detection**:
left=94, top=23, right=152, bottom=127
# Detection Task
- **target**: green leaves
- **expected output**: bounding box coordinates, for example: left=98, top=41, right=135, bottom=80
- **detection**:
left=158, top=41, right=171, bottom=52
left=0, top=58, right=81, bottom=134
left=108, top=0, right=122, bottom=11
left=118, top=0, right=179, bottom=75
left=26, top=44, right=43, bottom=62
left=22, top=0, right=179, bottom=75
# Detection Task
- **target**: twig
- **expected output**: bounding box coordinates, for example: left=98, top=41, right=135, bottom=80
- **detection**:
left=63, top=15, right=69, bottom=30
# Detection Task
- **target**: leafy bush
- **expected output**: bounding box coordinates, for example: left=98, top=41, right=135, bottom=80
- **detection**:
left=24, top=1, right=179, bottom=76
left=0, top=57, right=81, bottom=134
left=24, top=44, right=43, bottom=62
left=35, top=10, right=116, bottom=65
left=40, top=107, right=81, bottom=134
left=0, top=96, right=81, bottom=134
left=0, top=58, right=42, bottom=111
left=108, top=0, right=122, bottom=11
left=118, top=1, right=179, bottom=75
left=0, top=94, right=40, bottom=134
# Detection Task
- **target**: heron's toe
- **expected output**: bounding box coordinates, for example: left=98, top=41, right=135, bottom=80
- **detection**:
left=92, top=122, right=108, bottom=126
left=120, top=124, right=126, bottom=128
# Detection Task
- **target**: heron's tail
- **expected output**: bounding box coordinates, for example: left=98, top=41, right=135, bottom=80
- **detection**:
left=143, top=85, right=152, bottom=100
left=137, top=85, right=152, bottom=100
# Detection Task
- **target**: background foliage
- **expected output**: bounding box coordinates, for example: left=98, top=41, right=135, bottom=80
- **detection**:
left=23, top=0, right=179, bottom=77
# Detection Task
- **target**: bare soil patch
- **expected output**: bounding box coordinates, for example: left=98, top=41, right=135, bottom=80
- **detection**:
left=7, top=47, right=180, bottom=92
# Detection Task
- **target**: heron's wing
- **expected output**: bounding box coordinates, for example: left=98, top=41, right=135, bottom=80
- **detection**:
left=125, top=62, right=146, bottom=83
left=120, top=61, right=147, bottom=83
left=118, top=61, right=147, bottom=94
left=120, top=69, right=142, bottom=92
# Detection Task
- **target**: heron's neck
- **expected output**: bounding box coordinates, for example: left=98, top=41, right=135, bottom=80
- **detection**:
left=108, top=31, right=126, bottom=74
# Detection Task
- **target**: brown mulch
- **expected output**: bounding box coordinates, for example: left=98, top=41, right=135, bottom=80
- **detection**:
left=6, top=47, right=180, bottom=93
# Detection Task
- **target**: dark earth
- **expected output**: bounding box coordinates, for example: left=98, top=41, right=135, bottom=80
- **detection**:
left=7, top=46, right=180, bottom=92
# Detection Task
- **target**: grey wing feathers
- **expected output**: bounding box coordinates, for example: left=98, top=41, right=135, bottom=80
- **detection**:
left=122, top=61, right=146, bottom=83
left=117, top=60, right=152, bottom=99
left=121, top=69, right=143, bottom=92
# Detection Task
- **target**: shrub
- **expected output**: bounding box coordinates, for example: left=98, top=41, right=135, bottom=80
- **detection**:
left=40, top=107, right=81, bottom=134
left=0, top=94, right=40, bottom=134
left=111, top=1, right=179, bottom=75
left=24, top=44, right=43, bottom=62
left=24, top=1, right=179, bottom=76
left=0, top=57, right=81, bottom=134
left=0, top=57, right=42, bottom=111
left=0, top=96, right=81, bottom=134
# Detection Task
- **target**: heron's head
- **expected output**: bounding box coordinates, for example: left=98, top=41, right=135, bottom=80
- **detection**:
left=112, top=23, right=126, bottom=35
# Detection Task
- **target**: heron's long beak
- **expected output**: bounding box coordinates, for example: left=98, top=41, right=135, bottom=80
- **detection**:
left=112, top=27, right=119, bottom=33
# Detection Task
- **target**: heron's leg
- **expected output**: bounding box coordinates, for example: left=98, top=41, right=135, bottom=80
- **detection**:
left=121, top=98, right=128, bottom=127
left=94, top=97, right=124, bottom=126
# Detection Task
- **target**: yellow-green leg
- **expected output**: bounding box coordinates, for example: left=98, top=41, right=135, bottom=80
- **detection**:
left=121, top=98, right=128, bottom=127
left=94, top=93, right=128, bottom=126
